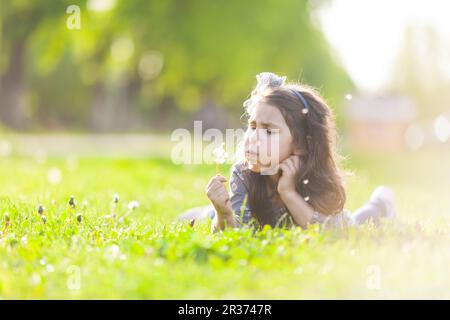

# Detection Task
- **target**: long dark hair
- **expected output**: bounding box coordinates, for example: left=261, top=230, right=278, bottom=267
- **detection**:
left=241, top=73, right=346, bottom=228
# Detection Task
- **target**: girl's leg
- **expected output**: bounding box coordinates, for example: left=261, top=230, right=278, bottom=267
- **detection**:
left=177, top=204, right=215, bottom=224
left=352, top=186, right=396, bottom=225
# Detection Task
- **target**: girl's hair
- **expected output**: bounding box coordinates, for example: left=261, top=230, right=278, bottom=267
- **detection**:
left=239, top=72, right=346, bottom=227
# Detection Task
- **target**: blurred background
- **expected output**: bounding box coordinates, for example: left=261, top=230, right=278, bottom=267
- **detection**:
left=2, top=1, right=450, bottom=299
left=0, top=0, right=449, bottom=156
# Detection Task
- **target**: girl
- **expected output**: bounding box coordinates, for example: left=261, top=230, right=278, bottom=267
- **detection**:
left=179, top=72, right=396, bottom=231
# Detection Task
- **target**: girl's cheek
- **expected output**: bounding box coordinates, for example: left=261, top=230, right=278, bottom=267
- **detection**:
left=258, top=134, right=270, bottom=161
left=268, top=134, right=283, bottom=163
left=277, top=134, right=292, bottom=162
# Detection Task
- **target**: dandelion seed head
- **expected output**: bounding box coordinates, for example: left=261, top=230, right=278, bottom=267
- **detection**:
left=212, top=143, right=228, bottom=165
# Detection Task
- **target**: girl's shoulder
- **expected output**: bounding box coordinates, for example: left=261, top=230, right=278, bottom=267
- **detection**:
left=228, top=161, right=249, bottom=192
left=229, top=161, right=247, bottom=181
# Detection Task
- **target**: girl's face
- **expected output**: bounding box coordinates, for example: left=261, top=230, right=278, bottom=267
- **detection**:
left=244, top=101, right=299, bottom=174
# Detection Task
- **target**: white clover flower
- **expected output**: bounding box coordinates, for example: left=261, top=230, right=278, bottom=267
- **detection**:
left=30, top=273, right=41, bottom=286
left=105, top=244, right=123, bottom=261
left=46, top=264, right=55, bottom=273
left=128, top=200, right=140, bottom=210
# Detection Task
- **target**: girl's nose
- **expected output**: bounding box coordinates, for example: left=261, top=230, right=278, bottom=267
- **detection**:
left=249, top=128, right=259, bottom=143
left=248, top=129, right=262, bottom=152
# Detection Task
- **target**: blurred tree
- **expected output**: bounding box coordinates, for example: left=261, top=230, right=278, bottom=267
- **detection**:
left=0, top=0, right=69, bottom=129
left=0, top=0, right=353, bottom=132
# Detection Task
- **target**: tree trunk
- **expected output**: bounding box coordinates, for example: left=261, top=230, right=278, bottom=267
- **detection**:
left=89, top=76, right=141, bottom=132
left=89, top=82, right=110, bottom=132
left=0, top=39, right=27, bottom=129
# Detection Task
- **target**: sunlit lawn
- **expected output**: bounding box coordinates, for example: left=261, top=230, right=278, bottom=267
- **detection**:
left=0, top=146, right=449, bottom=299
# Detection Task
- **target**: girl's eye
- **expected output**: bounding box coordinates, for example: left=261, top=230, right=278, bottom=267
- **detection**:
left=248, top=125, right=256, bottom=131
left=266, top=129, right=272, bottom=135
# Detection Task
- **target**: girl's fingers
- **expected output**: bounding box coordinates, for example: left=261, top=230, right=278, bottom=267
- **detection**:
left=292, top=155, right=301, bottom=171
left=210, top=188, right=229, bottom=205
left=282, top=158, right=295, bottom=174
left=214, top=175, right=227, bottom=183
left=207, top=182, right=226, bottom=195
left=206, top=175, right=227, bottom=191
left=286, top=158, right=296, bottom=172
left=217, top=190, right=229, bottom=202
left=279, top=163, right=290, bottom=175
left=286, top=155, right=301, bottom=173
left=207, top=175, right=226, bottom=185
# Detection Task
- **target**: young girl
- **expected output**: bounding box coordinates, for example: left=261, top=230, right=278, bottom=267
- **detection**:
left=179, top=72, right=396, bottom=231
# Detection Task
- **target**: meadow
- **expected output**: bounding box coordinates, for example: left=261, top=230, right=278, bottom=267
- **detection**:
left=0, top=146, right=449, bottom=299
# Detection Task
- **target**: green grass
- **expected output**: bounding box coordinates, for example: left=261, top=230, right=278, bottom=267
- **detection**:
left=0, top=147, right=449, bottom=299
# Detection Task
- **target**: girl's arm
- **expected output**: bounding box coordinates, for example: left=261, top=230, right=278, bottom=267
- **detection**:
left=279, top=191, right=314, bottom=229
left=209, top=163, right=252, bottom=232
left=211, top=207, right=238, bottom=232
left=277, top=155, right=315, bottom=228
left=206, top=175, right=238, bottom=232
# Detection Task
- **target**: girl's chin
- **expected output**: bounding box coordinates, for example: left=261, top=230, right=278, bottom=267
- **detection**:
left=245, top=161, right=279, bottom=175
left=248, top=164, right=261, bottom=173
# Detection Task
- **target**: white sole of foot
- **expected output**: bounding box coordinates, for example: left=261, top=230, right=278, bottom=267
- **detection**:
left=370, top=186, right=397, bottom=219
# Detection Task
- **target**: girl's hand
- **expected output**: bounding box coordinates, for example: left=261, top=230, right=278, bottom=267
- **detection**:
left=277, top=155, right=302, bottom=197
left=205, top=175, right=232, bottom=216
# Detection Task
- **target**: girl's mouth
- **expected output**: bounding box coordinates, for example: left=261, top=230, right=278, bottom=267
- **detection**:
left=245, top=151, right=258, bottom=157
left=245, top=151, right=259, bottom=168
left=245, top=151, right=273, bottom=168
